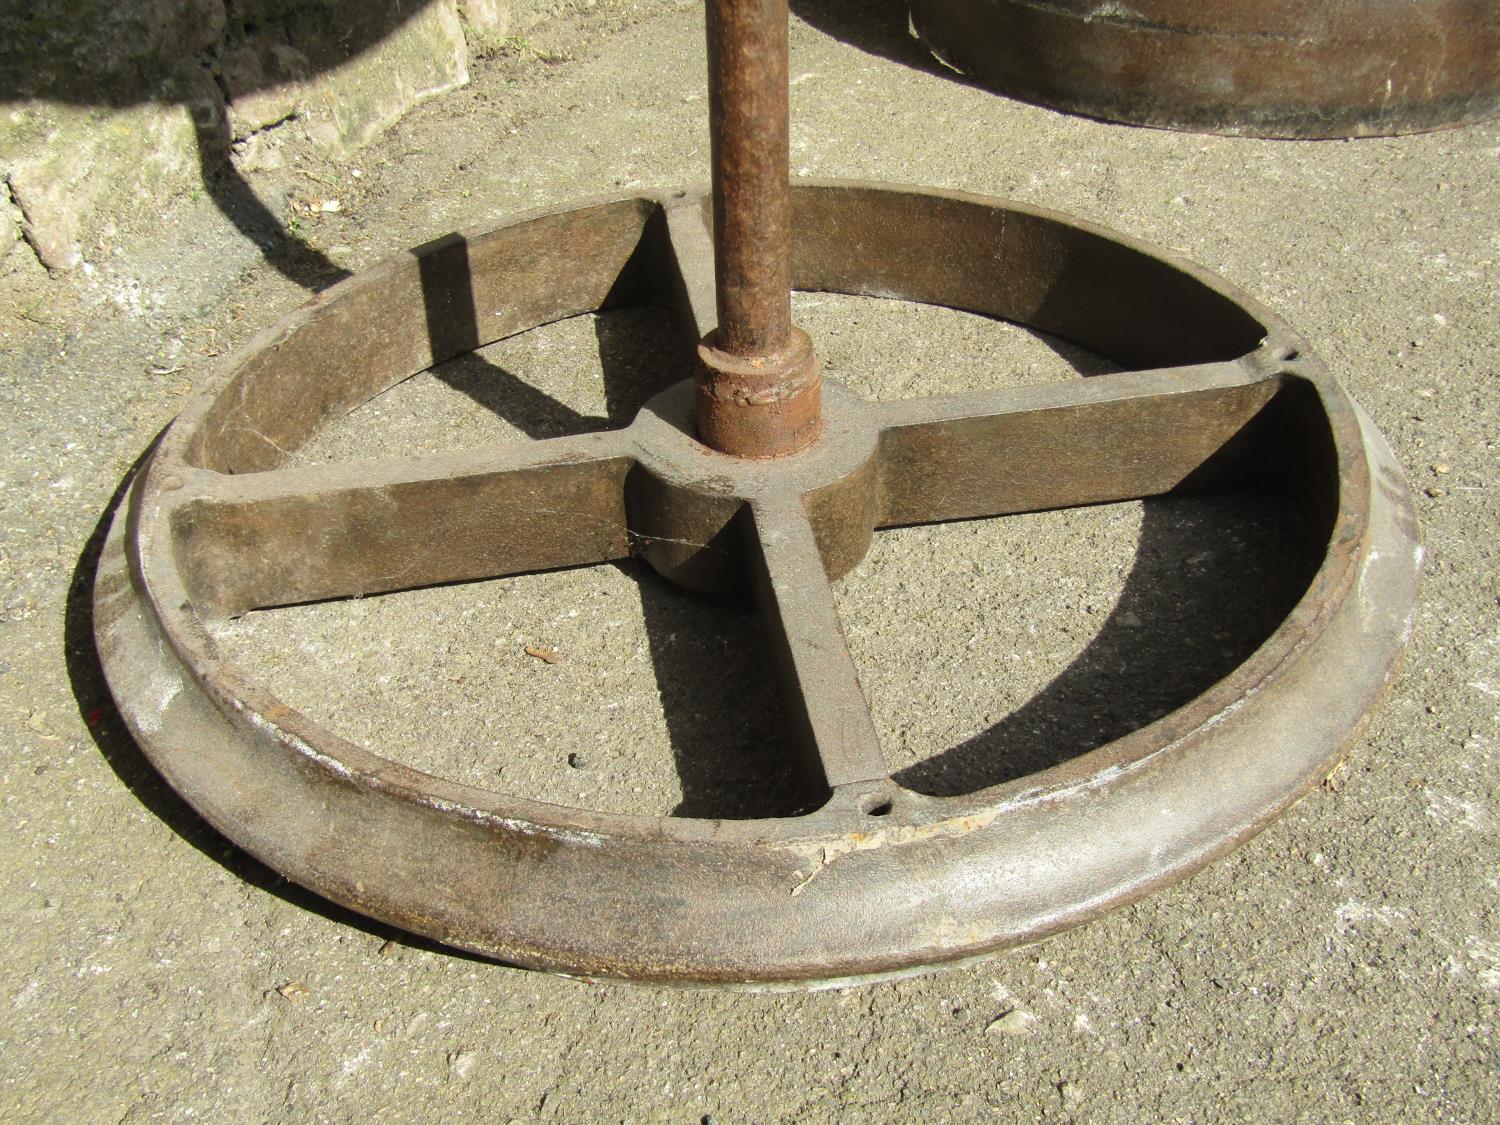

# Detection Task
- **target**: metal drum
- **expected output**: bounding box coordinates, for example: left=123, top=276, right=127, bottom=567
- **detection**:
left=908, top=0, right=1500, bottom=138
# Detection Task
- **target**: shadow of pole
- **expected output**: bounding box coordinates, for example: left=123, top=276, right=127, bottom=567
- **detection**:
left=191, top=95, right=353, bottom=291
left=417, top=233, right=609, bottom=438
left=788, top=0, right=960, bottom=79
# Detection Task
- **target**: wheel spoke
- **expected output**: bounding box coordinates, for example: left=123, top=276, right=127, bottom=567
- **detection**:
left=873, top=356, right=1285, bottom=527
left=745, top=496, right=887, bottom=789
left=167, top=431, right=633, bottom=617
left=659, top=193, right=720, bottom=343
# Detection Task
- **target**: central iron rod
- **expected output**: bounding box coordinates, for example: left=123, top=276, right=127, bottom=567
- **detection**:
left=696, top=0, right=822, bottom=458
left=705, top=0, right=793, bottom=355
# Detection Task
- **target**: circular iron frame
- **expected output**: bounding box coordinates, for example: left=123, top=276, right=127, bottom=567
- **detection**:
left=94, top=182, right=1421, bottom=985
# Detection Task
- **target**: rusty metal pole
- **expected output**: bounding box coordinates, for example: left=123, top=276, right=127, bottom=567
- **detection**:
left=695, top=0, right=822, bottom=458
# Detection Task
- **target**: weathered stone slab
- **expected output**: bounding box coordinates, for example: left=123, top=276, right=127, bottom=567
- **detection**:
left=292, top=1, right=471, bottom=154
left=459, top=0, right=516, bottom=51
left=219, top=0, right=471, bottom=154
left=4, top=90, right=210, bottom=272
left=220, top=38, right=312, bottom=139
left=1, top=0, right=484, bottom=273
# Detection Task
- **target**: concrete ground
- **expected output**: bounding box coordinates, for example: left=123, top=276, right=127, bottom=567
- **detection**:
left=2, top=0, right=1496, bottom=1119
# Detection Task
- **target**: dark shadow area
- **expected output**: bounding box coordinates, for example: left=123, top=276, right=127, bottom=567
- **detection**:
left=875, top=322, right=1318, bottom=795
left=1027, top=327, right=1120, bottom=377
left=425, top=300, right=693, bottom=440
left=789, top=0, right=955, bottom=79
left=417, top=228, right=693, bottom=440
left=190, top=94, right=352, bottom=291
left=431, top=351, right=611, bottom=439
left=614, top=559, right=814, bottom=819
left=892, top=488, right=1317, bottom=795
left=786, top=0, right=984, bottom=85
left=415, top=233, right=607, bottom=440
left=414, top=236, right=808, bottom=817
left=592, top=302, right=699, bottom=427
left=0, top=3, right=436, bottom=108
left=64, top=442, right=488, bottom=962
left=0, top=1, right=441, bottom=289
left=593, top=314, right=817, bottom=820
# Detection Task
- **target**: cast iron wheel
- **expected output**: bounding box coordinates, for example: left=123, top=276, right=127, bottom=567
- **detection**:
left=94, top=182, right=1421, bottom=985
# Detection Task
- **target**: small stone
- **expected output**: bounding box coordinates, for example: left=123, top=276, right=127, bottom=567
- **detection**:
left=1058, top=1080, right=1083, bottom=1104
left=373, top=1018, right=385, bottom=1033
left=276, top=980, right=311, bottom=1002
left=986, top=1009, right=1037, bottom=1036
left=1424, top=486, right=1446, bottom=499
left=378, top=940, right=399, bottom=957
left=525, top=644, right=563, bottom=664
left=459, top=0, right=513, bottom=47
left=448, top=1048, right=477, bottom=1080
left=568, top=752, right=587, bottom=769
left=1431, top=462, right=1451, bottom=475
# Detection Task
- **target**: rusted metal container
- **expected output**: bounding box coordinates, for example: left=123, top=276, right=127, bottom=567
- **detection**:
left=908, top=0, right=1500, bottom=137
